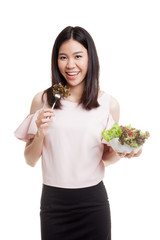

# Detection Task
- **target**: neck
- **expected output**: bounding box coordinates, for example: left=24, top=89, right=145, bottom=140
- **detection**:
left=66, top=83, right=84, bottom=103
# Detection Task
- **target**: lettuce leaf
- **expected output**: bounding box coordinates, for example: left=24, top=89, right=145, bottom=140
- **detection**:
left=102, top=122, right=122, bottom=142
left=102, top=122, right=150, bottom=148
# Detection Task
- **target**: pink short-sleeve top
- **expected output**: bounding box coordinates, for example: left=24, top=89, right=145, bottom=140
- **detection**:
left=14, top=92, right=114, bottom=188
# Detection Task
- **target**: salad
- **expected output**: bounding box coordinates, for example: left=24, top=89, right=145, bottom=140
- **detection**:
left=102, top=123, right=150, bottom=153
left=52, top=83, right=70, bottom=98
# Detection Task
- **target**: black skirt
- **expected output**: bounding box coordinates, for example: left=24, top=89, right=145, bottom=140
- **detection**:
left=40, top=181, right=111, bottom=240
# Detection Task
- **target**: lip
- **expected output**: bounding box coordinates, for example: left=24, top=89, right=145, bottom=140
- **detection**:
left=66, top=71, right=80, bottom=75
left=65, top=71, right=80, bottom=80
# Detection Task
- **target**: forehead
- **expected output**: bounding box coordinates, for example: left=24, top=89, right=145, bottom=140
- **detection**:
left=59, top=39, right=87, bottom=54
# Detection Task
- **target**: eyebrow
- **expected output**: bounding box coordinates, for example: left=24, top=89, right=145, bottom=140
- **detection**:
left=59, top=51, right=83, bottom=55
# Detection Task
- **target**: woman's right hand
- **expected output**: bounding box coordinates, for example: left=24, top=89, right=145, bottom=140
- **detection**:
left=35, top=109, right=55, bottom=137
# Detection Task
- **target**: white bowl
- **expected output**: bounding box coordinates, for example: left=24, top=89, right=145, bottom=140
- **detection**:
left=109, top=138, right=142, bottom=154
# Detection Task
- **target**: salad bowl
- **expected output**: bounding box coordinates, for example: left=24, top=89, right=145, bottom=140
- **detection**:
left=109, top=138, right=142, bottom=154
left=102, top=123, right=149, bottom=154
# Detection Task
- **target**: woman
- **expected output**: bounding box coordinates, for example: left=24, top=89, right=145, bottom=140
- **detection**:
left=15, top=26, right=142, bottom=240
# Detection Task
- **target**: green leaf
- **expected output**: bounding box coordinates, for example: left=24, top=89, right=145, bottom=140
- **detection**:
left=125, top=124, right=131, bottom=130
left=102, top=123, right=122, bottom=142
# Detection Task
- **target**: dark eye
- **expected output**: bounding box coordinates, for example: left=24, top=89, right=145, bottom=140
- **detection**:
left=60, top=56, right=67, bottom=60
left=75, top=55, right=82, bottom=59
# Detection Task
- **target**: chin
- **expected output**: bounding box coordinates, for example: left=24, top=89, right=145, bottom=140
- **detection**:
left=67, top=80, right=83, bottom=86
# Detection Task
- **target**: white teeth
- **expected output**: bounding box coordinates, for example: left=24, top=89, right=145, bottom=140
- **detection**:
left=67, top=72, right=79, bottom=76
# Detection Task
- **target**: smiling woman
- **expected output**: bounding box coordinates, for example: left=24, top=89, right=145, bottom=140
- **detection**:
left=43, top=26, right=100, bottom=109
left=14, top=26, right=142, bottom=240
left=57, top=39, right=88, bottom=101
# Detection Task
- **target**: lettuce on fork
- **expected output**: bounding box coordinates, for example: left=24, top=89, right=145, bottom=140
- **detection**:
left=102, top=123, right=150, bottom=150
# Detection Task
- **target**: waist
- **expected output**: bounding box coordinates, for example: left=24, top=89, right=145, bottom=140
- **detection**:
left=41, top=181, right=108, bottom=204
left=41, top=155, right=105, bottom=188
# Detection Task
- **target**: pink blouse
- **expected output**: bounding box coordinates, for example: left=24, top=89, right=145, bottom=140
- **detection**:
left=14, top=92, right=114, bottom=188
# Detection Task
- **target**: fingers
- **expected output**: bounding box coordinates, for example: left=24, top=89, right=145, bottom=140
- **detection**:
left=115, top=151, right=127, bottom=158
left=134, top=148, right=143, bottom=157
left=125, top=151, right=135, bottom=159
left=125, top=149, right=143, bottom=158
left=38, top=109, right=55, bottom=119
left=115, top=149, right=143, bottom=159
left=36, top=109, right=55, bottom=129
left=39, top=109, right=54, bottom=115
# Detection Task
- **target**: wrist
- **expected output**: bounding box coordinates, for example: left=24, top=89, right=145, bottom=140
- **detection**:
left=102, top=150, right=121, bottom=167
left=35, top=129, right=45, bottom=140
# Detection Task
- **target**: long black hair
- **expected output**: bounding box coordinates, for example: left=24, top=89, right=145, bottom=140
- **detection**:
left=43, top=26, right=100, bottom=110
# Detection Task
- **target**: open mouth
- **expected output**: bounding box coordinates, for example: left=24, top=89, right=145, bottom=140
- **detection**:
left=66, top=72, right=80, bottom=76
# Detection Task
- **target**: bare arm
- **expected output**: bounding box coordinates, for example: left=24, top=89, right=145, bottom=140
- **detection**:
left=24, top=92, right=54, bottom=167
left=24, top=131, right=45, bottom=167
left=102, top=96, right=121, bottom=167
left=102, top=96, right=142, bottom=166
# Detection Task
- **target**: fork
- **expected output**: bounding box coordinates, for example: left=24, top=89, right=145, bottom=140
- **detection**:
left=51, top=93, right=61, bottom=109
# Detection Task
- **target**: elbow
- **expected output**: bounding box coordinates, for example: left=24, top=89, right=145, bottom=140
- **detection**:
left=102, top=159, right=111, bottom=167
left=25, top=156, right=37, bottom=167
left=26, top=160, right=36, bottom=167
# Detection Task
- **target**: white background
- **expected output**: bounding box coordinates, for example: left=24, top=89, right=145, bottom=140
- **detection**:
left=0, top=0, right=160, bottom=239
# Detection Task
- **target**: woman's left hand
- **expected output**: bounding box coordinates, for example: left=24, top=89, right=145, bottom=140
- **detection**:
left=115, top=148, right=143, bottom=159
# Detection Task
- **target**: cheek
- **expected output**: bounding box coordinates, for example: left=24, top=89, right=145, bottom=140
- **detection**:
left=81, top=62, right=88, bottom=74
left=79, top=58, right=88, bottom=70
left=58, top=61, right=65, bottom=73
left=82, top=57, right=88, bottom=73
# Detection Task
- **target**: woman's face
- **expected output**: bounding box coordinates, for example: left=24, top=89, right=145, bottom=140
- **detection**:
left=58, top=39, right=88, bottom=88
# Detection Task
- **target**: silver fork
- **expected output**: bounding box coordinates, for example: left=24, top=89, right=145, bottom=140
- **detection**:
left=51, top=93, right=61, bottom=109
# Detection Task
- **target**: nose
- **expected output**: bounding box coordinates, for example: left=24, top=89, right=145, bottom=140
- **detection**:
left=66, top=58, right=75, bottom=69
